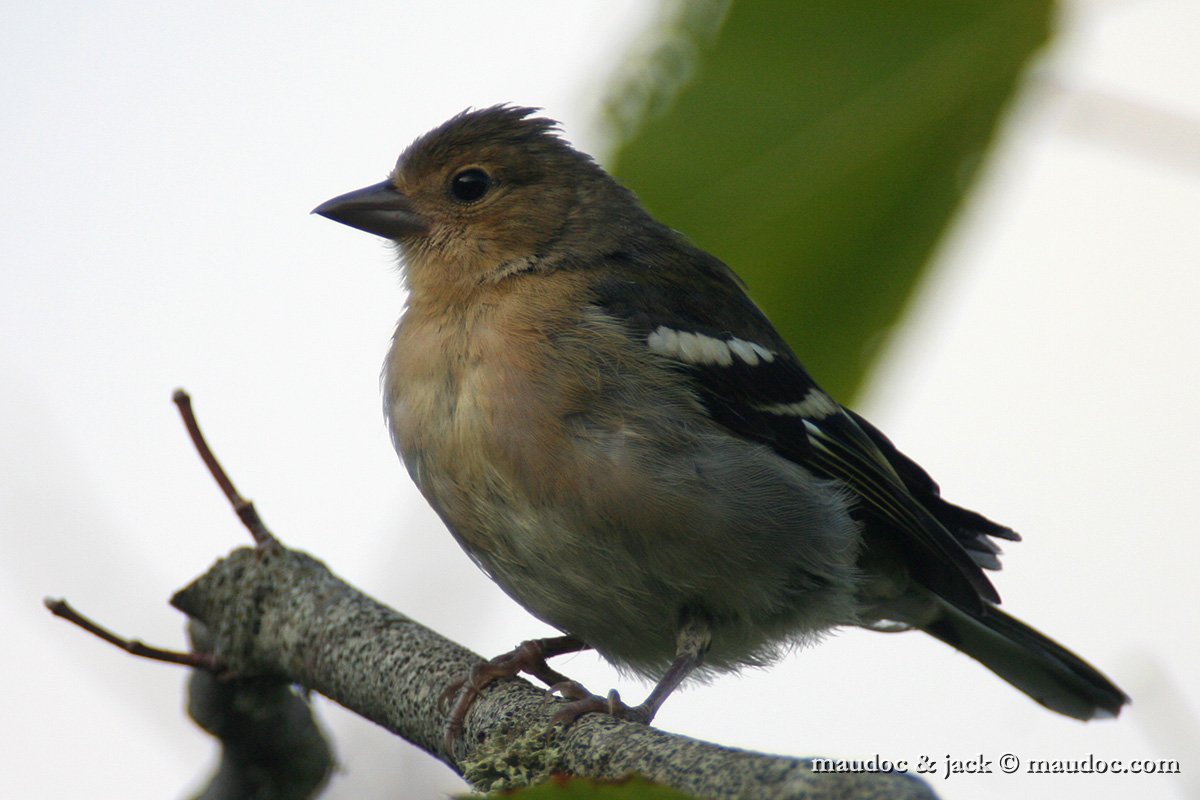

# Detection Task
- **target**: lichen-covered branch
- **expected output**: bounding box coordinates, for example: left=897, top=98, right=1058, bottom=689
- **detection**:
left=171, top=543, right=935, bottom=799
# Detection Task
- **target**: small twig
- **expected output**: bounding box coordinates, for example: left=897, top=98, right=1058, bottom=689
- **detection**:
left=45, top=597, right=221, bottom=671
left=173, top=388, right=276, bottom=546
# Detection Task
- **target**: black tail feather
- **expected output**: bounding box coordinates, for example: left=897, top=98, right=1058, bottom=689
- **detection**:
left=922, top=599, right=1129, bottom=720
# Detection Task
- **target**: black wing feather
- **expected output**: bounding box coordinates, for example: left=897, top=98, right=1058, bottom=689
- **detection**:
left=592, top=254, right=1005, bottom=612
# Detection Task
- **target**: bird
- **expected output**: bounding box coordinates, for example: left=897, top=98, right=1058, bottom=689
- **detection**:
left=313, top=105, right=1128, bottom=743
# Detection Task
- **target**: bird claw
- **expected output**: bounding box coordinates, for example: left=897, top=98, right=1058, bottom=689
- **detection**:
left=437, top=676, right=469, bottom=713
left=547, top=679, right=593, bottom=701
left=548, top=686, right=654, bottom=727
left=441, top=637, right=585, bottom=754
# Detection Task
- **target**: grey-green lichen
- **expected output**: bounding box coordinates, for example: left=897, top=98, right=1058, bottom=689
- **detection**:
left=461, top=724, right=569, bottom=793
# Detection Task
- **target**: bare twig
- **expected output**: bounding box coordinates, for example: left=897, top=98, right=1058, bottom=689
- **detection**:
left=172, top=388, right=276, bottom=546
left=44, top=597, right=220, bottom=671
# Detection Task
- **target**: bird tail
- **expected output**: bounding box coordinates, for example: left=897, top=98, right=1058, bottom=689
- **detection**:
left=920, top=599, right=1128, bottom=720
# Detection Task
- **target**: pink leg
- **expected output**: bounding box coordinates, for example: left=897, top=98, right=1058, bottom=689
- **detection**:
left=443, top=635, right=590, bottom=751
left=549, top=617, right=710, bottom=727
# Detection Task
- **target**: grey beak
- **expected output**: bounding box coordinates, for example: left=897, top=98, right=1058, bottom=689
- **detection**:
left=312, top=181, right=430, bottom=239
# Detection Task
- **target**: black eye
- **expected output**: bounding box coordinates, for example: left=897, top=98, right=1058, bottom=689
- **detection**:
left=450, top=168, right=492, bottom=204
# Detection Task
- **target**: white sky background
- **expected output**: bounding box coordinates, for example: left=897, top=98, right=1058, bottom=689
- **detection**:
left=2, top=2, right=1197, bottom=798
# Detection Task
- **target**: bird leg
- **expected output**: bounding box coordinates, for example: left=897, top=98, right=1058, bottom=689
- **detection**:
left=442, top=634, right=590, bottom=750
left=548, top=616, right=711, bottom=727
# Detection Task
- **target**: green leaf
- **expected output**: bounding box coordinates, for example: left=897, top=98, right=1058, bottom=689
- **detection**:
left=603, top=0, right=1053, bottom=400
left=463, top=774, right=697, bottom=799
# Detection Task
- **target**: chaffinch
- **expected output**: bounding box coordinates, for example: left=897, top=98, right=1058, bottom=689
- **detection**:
left=314, top=105, right=1127, bottom=742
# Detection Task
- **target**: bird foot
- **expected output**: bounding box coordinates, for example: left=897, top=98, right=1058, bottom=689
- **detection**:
left=441, top=636, right=585, bottom=753
left=547, top=681, right=655, bottom=727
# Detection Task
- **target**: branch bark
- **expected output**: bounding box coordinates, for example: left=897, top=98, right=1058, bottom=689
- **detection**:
left=188, top=622, right=334, bottom=798
left=171, top=542, right=936, bottom=799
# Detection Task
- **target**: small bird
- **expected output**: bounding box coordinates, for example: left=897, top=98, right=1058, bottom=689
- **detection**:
left=314, top=105, right=1128, bottom=740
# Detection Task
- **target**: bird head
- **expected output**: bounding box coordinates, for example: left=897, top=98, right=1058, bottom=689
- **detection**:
left=314, top=105, right=627, bottom=299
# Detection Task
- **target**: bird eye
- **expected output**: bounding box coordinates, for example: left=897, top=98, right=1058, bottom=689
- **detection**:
left=449, top=168, right=492, bottom=204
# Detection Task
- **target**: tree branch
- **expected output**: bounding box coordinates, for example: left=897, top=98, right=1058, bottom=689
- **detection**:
left=171, top=542, right=935, bottom=799
left=54, top=390, right=935, bottom=798
left=184, top=620, right=334, bottom=800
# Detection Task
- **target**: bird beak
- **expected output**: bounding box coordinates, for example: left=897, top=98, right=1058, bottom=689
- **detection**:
left=312, top=180, right=430, bottom=239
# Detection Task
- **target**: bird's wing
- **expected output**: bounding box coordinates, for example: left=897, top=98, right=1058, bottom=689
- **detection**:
left=841, top=407, right=1020, bottom=567
left=592, top=257, right=1003, bottom=612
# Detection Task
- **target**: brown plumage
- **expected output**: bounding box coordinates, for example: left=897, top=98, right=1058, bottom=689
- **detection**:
left=314, top=105, right=1128, bottom=746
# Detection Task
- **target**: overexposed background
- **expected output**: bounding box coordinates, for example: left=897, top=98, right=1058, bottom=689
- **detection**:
left=3, top=2, right=1197, bottom=798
